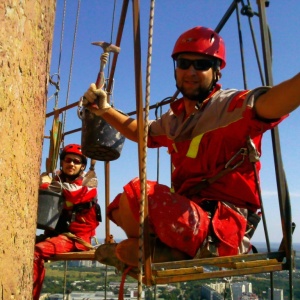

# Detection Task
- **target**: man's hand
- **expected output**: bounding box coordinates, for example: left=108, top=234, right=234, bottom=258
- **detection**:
left=82, top=83, right=111, bottom=116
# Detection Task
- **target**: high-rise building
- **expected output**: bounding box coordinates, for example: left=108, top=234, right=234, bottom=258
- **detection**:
left=231, top=282, right=252, bottom=300
left=268, top=288, right=283, bottom=300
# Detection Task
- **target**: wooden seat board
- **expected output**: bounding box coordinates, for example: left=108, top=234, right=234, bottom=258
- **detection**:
left=152, top=251, right=285, bottom=270
left=49, top=250, right=96, bottom=261
left=152, top=263, right=283, bottom=284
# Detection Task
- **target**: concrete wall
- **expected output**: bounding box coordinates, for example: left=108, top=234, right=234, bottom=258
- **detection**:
left=0, top=1, right=56, bottom=298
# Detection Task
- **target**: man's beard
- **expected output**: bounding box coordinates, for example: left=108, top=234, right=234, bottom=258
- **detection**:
left=176, top=78, right=215, bottom=103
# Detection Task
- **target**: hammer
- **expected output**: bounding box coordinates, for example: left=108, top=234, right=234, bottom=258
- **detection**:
left=91, top=41, right=121, bottom=90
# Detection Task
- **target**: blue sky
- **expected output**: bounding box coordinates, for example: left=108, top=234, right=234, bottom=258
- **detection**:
left=43, top=1, right=300, bottom=244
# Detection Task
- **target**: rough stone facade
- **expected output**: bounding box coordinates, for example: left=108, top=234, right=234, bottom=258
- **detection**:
left=0, top=1, right=56, bottom=299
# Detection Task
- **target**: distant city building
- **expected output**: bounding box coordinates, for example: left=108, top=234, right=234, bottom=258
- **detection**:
left=205, top=281, right=254, bottom=300
left=79, top=260, right=93, bottom=267
left=109, top=281, right=138, bottom=289
left=268, top=288, right=284, bottom=300
left=129, top=289, right=145, bottom=298
left=67, top=260, right=104, bottom=268
left=207, top=282, right=227, bottom=294
left=201, top=284, right=223, bottom=300
left=231, top=281, right=252, bottom=300
left=240, top=292, right=259, bottom=299
left=46, top=290, right=144, bottom=299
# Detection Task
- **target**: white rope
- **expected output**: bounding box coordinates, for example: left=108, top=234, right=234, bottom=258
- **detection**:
left=137, top=0, right=155, bottom=298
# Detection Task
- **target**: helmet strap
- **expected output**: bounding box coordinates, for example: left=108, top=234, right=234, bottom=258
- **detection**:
left=194, top=69, right=220, bottom=105
left=196, top=71, right=218, bottom=103
left=173, top=60, right=177, bottom=82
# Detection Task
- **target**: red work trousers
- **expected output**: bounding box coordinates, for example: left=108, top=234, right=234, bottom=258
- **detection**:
left=107, top=178, right=248, bottom=258
left=33, top=235, right=83, bottom=300
left=107, top=178, right=210, bottom=257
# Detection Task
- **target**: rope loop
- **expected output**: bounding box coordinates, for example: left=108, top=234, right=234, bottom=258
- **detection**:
left=47, top=73, right=61, bottom=102
left=49, top=73, right=60, bottom=92
left=240, top=5, right=258, bottom=17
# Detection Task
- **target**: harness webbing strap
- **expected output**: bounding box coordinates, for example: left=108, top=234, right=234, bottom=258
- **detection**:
left=187, top=166, right=236, bottom=196
left=187, top=148, right=248, bottom=196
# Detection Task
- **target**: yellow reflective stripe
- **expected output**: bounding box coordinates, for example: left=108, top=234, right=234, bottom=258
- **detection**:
left=186, top=133, right=204, bottom=158
left=65, top=201, right=74, bottom=208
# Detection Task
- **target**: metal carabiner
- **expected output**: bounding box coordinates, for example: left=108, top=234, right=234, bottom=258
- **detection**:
left=49, top=73, right=60, bottom=91
left=77, top=96, right=85, bottom=120
left=225, top=148, right=248, bottom=170
left=247, top=136, right=260, bottom=163
left=47, top=73, right=61, bottom=102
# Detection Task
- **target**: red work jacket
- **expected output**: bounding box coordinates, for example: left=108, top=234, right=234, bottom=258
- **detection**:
left=40, top=173, right=99, bottom=244
left=148, top=85, right=286, bottom=211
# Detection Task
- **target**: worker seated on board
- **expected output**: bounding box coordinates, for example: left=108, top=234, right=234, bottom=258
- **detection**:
left=33, top=144, right=101, bottom=300
left=82, top=25, right=300, bottom=269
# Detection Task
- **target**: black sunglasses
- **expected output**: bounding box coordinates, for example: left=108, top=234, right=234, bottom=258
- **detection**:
left=64, top=157, right=82, bottom=165
left=176, top=58, right=215, bottom=71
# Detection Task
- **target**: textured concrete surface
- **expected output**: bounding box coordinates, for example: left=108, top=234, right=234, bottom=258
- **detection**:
left=0, top=1, right=56, bottom=299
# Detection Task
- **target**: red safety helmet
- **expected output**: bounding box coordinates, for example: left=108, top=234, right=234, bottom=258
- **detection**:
left=60, top=144, right=87, bottom=165
left=171, top=26, right=226, bottom=69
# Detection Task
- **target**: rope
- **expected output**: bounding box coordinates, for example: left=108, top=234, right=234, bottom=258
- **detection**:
left=137, top=0, right=155, bottom=296
left=155, top=102, right=162, bottom=182
left=109, top=0, right=117, bottom=44
left=154, top=96, right=174, bottom=182
left=241, top=0, right=266, bottom=85
left=45, top=3, right=75, bottom=296
left=235, top=2, right=248, bottom=89
left=45, top=0, right=67, bottom=172
left=61, top=0, right=81, bottom=144
left=118, top=266, right=133, bottom=300
left=47, top=0, right=66, bottom=106
left=62, top=232, right=94, bottom=250
left=106, top=0, right=117, bottom=99
left=57, top=0, right=67, bottom=89
left=62, top=260, right=68, bottom=299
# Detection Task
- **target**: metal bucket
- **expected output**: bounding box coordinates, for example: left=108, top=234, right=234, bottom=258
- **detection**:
left=81, top=108, right=126, bottom=161
left=37, top=189, right=64, bottom=231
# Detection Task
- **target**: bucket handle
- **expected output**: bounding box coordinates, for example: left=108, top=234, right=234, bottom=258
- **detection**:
left=77, top=97, right=85, bottom=120
left=47, top=174, right=63, bottom=195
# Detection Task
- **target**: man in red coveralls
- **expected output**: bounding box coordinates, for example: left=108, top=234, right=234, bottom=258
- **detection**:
left=33, top=144, right=101, bottom=299
left=83, top=26, right=298, bottom=267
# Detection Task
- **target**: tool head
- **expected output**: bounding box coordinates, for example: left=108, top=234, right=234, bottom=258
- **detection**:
left=91, top=41, right=120, bottom=53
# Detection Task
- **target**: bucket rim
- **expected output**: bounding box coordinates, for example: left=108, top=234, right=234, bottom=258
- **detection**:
left=38, top=188, right=63, bottom=197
